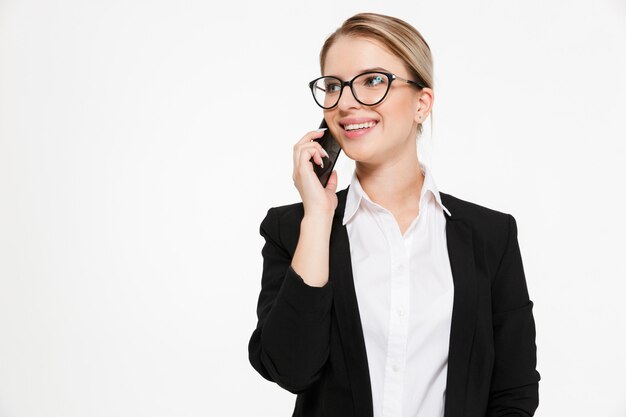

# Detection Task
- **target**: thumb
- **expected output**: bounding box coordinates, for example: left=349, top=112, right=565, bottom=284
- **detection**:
left=325, top=170, right=338, bottom=193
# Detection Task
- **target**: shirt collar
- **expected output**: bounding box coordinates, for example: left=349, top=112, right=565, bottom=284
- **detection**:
left=342, top=161, right=452, bottom=226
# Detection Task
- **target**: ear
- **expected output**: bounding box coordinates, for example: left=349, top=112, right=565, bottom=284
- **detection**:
left=414, top=87, right=434, bottom=124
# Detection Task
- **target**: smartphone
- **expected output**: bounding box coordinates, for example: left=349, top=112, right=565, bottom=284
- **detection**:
left=312, top=119, right=342, bottom=187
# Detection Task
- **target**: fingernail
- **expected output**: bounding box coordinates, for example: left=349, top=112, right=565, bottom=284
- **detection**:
left=322, top=148, right=330, bottom=158
left=316, top=127, right=328, bottom=132
left=320, top=159, right=324, bottom=169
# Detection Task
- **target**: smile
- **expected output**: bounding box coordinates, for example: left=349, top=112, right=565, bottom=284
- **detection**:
left=341, top=121, right=378, bottom=139
left=343, top=121, right=378, bottom=131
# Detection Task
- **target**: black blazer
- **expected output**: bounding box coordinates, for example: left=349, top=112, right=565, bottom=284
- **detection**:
left=249, top=187, right=540, bottom=417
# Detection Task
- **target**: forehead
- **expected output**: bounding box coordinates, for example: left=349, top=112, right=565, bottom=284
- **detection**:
left=323, top=36, right=406, bottom=78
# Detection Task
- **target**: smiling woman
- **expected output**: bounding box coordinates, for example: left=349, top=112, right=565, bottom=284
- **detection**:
left=248, top=12, right=540, bottom=417
left=316, top=35, right=430, bottom=169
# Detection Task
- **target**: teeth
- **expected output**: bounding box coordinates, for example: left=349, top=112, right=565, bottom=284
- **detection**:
left=344, top=121, right=377, bottom=131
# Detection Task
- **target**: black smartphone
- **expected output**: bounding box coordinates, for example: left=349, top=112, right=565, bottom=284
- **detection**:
left=312, top=119, right=342, bottom=187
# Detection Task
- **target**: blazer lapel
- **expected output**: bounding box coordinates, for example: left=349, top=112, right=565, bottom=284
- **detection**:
left=440, top=192, right=478, bottom=417
left=329, top=187, right=375, bottom=417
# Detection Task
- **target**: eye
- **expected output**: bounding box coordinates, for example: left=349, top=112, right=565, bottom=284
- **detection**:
left=325, top=81, right=341, bottom=93
left=364, top=74, right=385, bottom=87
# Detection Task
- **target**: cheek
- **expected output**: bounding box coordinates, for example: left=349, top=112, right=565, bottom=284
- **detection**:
left=380, top=100, right=416, bottom=133
left=383, top=91, right=416, bottom=116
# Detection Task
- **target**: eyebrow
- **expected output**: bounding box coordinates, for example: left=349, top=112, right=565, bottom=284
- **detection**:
left=326, top=67, right=391, bottom=78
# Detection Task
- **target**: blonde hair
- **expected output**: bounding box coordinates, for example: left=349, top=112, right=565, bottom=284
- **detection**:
left=319, top=12, right=434, bottom=137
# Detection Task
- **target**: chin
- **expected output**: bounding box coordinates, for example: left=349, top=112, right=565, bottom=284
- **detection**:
left=341, top=146, right=380, bottom=165
left=336, top=128, right=390, bottom=165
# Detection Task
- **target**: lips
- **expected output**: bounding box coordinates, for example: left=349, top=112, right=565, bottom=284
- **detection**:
left=340, top=120, right=378, bottom=139
left=339, top=117, right=379, bottom=128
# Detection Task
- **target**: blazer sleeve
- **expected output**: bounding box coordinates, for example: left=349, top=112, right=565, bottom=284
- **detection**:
left=487, top=214, right=541, bottom=416
left=248, top=207, right=333, bottom=394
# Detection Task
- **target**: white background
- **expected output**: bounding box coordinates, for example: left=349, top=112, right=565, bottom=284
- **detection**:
left=1, top=0, right=625, bottom=416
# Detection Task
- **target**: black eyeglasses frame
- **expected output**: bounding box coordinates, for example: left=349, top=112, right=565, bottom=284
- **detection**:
left=308, top=71, right=427, bottom=109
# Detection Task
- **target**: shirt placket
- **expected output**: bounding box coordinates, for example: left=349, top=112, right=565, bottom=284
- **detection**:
left=380, top=211, right=410, bottom=417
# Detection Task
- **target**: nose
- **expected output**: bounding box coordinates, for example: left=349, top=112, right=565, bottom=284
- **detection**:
left=336, top=83, right=361, bottom=111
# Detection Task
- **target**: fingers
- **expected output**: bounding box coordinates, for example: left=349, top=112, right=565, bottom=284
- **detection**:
left=298, top=145, right=324, bottom=170
left=293, top=129, right=330, bottom=173
left=296, top=128, right=326, bottom=145
left=294, top=129, right=330, bottom=158
left=325, top=170, right=338, bottom=192
left=291, top=129, right=340, bottom=214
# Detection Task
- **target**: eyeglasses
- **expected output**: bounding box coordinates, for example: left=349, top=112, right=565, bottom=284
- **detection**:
left=308, top=71, right=426, bottom=109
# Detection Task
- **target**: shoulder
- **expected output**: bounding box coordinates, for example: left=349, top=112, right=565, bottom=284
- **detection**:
left=262, top=188, right=349, bottom=228
left=261, top=200, right=304, bottom=233
left=259, top=189, right=349, bottom=249
left=440, top=191, right=512, bottom=224
left=439, top=191, right=517, bottom=248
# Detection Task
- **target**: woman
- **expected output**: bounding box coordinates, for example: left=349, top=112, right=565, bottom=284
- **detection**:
left=248, top=12, right=540, bottom=417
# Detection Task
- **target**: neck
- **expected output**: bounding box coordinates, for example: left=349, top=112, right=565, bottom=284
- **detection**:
left=354, top=153, right=424, bottom=212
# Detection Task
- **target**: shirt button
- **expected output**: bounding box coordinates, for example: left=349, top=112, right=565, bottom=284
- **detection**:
left=397, top=309, right=405, bottom=317
left=392, top=364, right=401, bottom=372
left=397, top=264, right=405, bottom=272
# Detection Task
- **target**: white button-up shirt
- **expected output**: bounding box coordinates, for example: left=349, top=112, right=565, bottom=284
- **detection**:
left=343, top=162, right=455, bottom=417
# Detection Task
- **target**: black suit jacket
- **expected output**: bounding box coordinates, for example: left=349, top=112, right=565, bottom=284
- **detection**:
left=249, top=187, right=540, bottom=417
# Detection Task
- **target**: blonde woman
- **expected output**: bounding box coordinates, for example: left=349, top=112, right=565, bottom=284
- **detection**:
left=249, top=12, right=540, bottom=417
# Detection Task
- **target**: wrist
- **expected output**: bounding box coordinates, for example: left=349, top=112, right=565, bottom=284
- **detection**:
left=301, top=212, right=334, bottom=230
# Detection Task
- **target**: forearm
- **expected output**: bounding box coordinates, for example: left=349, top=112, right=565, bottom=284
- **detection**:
left=291, top=213, right=334, bottom=287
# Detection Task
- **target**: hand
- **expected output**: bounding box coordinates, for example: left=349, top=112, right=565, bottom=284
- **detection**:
left=292, top=129, right=339, bottom=217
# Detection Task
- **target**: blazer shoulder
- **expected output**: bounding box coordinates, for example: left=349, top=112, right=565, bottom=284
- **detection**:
left=259, top=188, right=349, bottom=251
left=258, top=201, right=303, bottom=244
left=440, top=191, right=514, bottom=242
left=266, top=200, right=304, bottom=220
left=262, top=188, right=349, bottom=228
